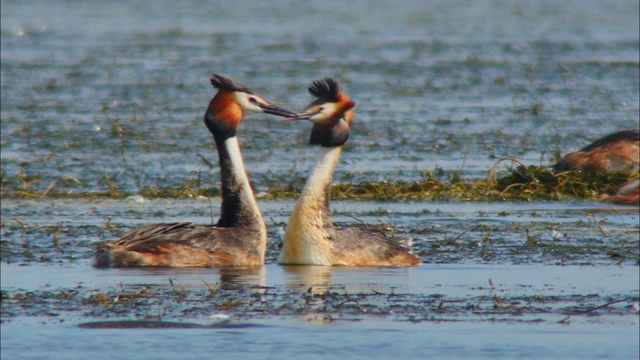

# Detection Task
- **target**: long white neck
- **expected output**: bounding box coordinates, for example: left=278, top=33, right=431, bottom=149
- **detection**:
left=299, top=146, right=342, bottom=202
left=226, top=137, right=261, bottom=213
left=215, top=136, right=264, bottom=230
left=279, top=146, right=343, bottom=265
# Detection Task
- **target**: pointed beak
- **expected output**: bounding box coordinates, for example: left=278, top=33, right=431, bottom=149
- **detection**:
left=285, top=109, right=321, bottom=121
left=257, top=103, right=298, bottom=118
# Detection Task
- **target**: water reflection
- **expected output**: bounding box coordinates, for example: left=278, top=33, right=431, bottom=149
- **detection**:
left=280, top=265, right=334, bottom=326
left=279, top=265, right=415, bottom=326
left=217, top=266, right=266, bottom=290
left=281, top=265, right=333, bottom=293
left=91, top=265, right=267, bottom=291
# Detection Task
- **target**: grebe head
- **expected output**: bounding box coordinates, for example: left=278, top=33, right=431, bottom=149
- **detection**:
left=205, top=74, right=296, bottom=138
left=291, top=77, right=356, bottom=147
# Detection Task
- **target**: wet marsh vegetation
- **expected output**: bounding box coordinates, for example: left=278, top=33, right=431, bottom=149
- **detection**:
left=1, top=265, right=637, bottom=327
left=2, top=152, right=638, bottom=202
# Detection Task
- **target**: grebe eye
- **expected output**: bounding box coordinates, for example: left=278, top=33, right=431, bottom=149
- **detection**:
left=249, top=97, right=258, bottom=104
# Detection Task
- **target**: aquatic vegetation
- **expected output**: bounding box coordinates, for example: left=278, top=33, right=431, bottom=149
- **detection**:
left=1, top=275, right=637, bottom=326
left=2, top=160, right=637, bottom=203
left=308, top=161, right=638, bottom=202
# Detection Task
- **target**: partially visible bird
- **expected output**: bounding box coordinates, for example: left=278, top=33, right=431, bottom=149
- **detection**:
left=553, top=130, right=639, bottom=173
left=602, top=179, right=640, bottom=206
left=552, top=129, right=639, bottom=206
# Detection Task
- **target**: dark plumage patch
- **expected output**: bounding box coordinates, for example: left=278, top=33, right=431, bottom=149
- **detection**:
left=578, top=129, right=639, bottom=152
left=310, top=119, right=351, bottom=147
left=210, top=74, right=257, bottom=95
left=308, top=77, right=341, bottom=102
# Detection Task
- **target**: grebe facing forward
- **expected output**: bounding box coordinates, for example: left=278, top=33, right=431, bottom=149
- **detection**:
left=279, top=78, right=421, bottom=267
left=95, top=74, right=296, bottom=268
left=552, top=130, right=639, bottom=173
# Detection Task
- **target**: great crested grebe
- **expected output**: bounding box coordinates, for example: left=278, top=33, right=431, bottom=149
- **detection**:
left=552, top=129, right=639, bottom=206
left=552, top=130, right=639, bottom=173
left=278, top=78, right=421, bottom=267
left=602, top=179, right=640, bottom=206
left=94, top=74, right=296, bottom=268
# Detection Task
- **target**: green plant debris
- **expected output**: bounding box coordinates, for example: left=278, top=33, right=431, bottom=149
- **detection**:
left=2, top=163, right=637, bottom=202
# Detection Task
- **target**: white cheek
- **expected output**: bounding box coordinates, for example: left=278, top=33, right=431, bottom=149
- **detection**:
left=310, top=103, right=339, bottom=123
left=244, top=105, right=262, bottom=116
left=235, top=93, right=263, bottom=115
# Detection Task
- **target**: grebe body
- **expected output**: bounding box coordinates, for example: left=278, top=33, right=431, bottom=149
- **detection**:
left=553, top=130, right=639, bottom=173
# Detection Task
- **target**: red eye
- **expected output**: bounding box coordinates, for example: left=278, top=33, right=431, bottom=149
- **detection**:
left=249, top=97, right=258, bottom=104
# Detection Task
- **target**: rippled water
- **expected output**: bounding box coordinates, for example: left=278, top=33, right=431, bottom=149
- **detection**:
left=1, top=0, right=639, bottom=359
left=2, top=263, right=639, bottom=360
left=2, top=0, right=639, bottom=192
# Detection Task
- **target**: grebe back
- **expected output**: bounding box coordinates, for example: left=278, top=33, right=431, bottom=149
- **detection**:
left=553, top=130, right=639, bottom=173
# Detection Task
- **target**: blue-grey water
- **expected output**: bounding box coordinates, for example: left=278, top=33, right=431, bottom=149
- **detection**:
left=1, top=0, right=639, bottom=359
left=2, top=0, right=639, bottom=191
left=2, top=263, right=639, bottom=360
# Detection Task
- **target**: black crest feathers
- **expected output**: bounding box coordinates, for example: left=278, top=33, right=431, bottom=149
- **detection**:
left=210, top=74, right=257, bottom=95
left=308, top=78, right=341, bottom=102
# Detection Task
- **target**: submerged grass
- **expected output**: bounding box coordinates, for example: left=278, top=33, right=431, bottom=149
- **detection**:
left=2, top=160, right=638, bottom=202
left=2, top=279, right=637, bottom=326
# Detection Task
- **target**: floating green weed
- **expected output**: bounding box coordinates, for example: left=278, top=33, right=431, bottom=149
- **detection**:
left=1, top=160, right=637, bottom=202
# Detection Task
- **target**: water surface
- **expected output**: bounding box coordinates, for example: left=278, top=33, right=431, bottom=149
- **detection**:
left=2, top=263, right=639, bottom=360
left=1, top=0, right=639, bottom=359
